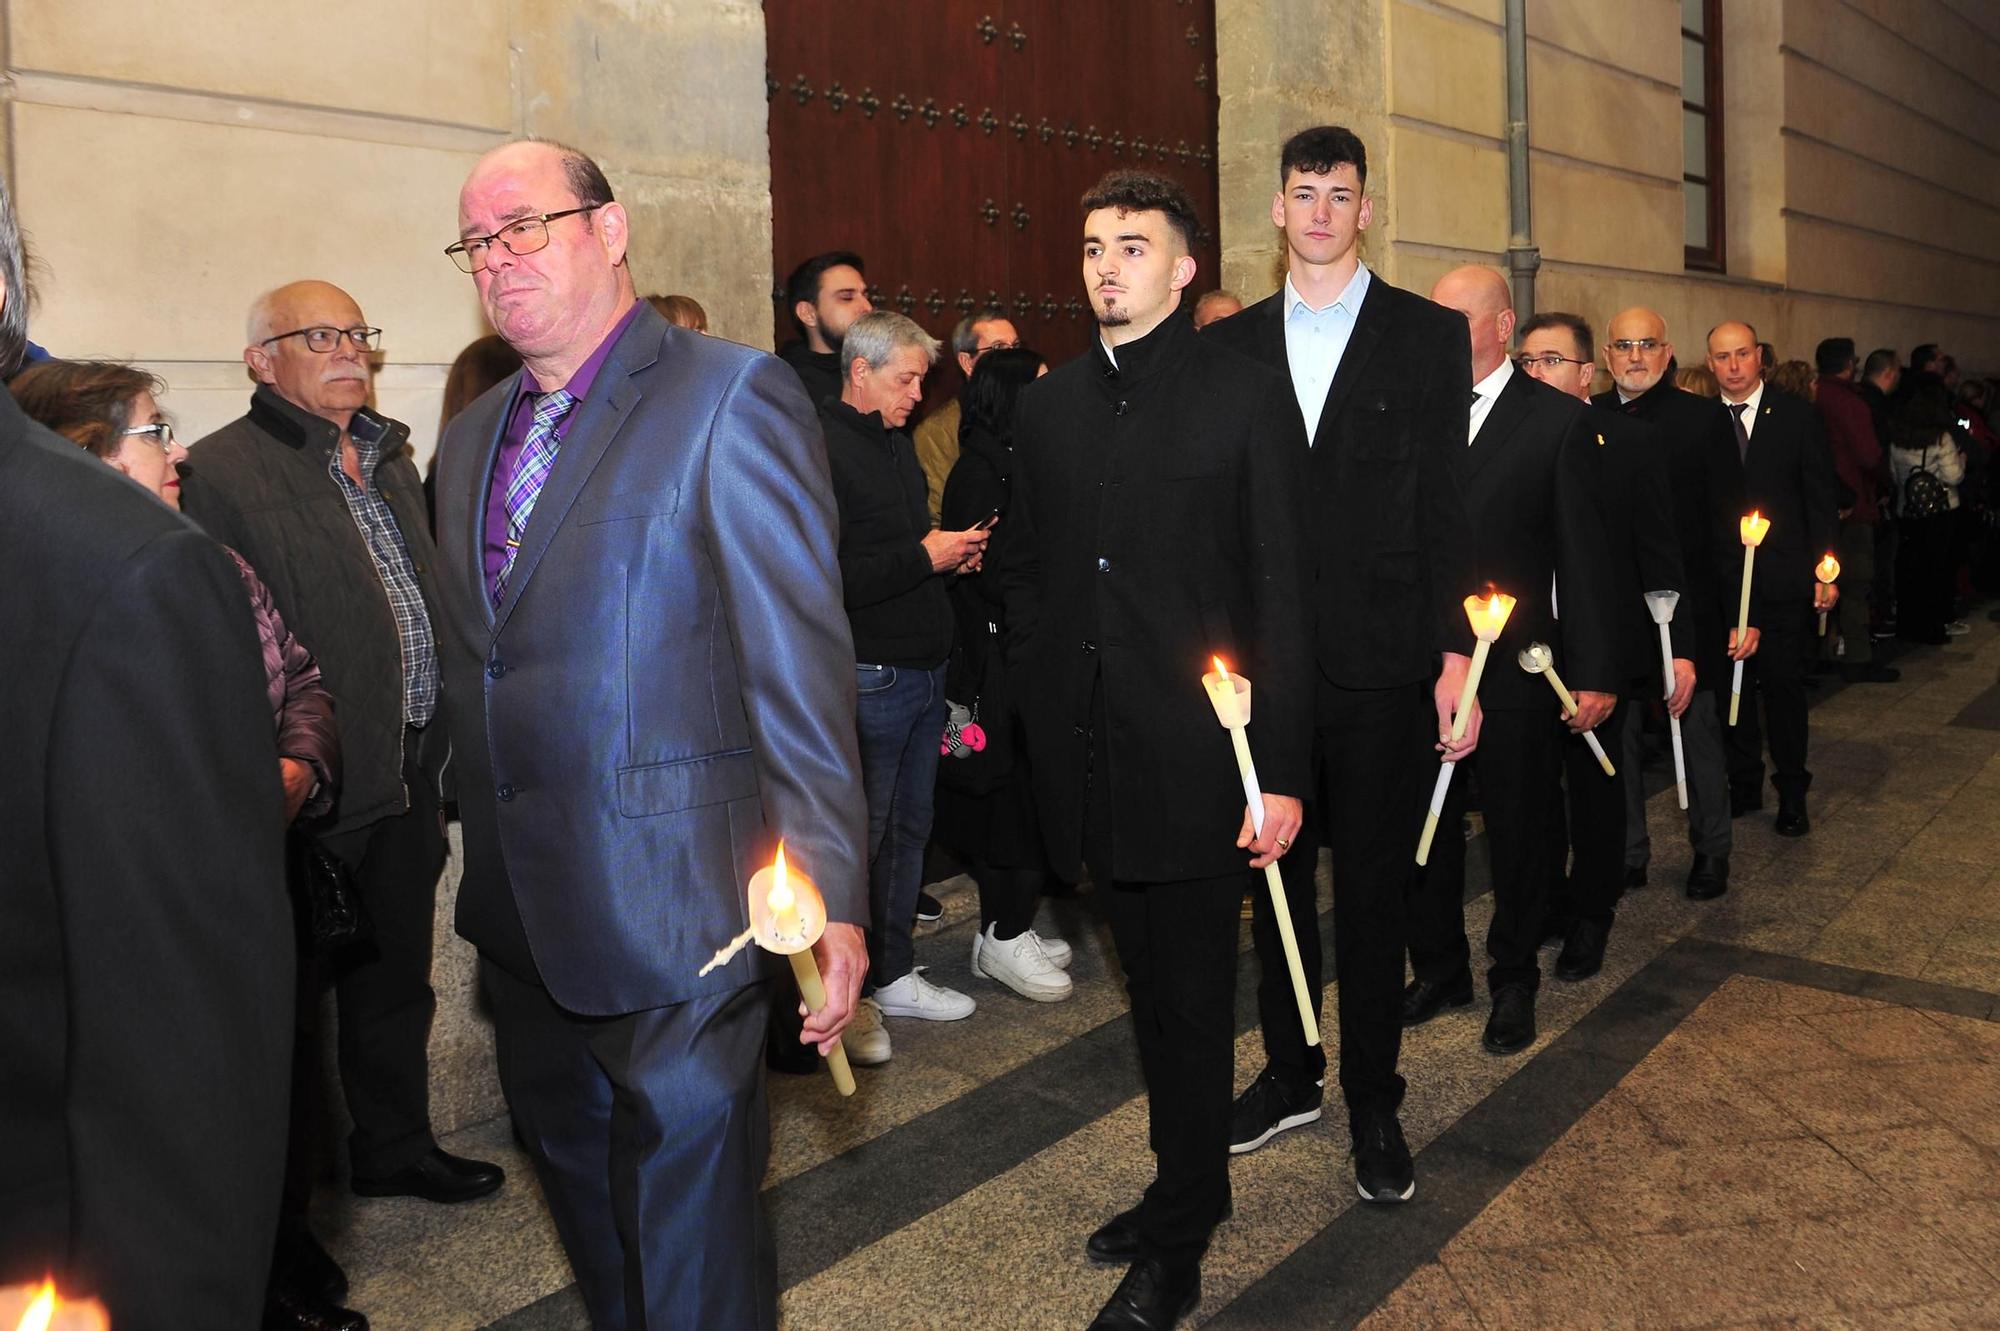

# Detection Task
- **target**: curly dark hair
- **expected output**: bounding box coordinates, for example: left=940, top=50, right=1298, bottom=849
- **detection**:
left=1280, top=126, right=1369, bottom=189
left=1079, top=170, right=1202, bottom=253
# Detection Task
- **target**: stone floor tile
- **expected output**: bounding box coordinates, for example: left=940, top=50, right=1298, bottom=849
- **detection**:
left=1804, top=1210, right=2000, bottom=1315
left=1748, top=1062, right=1935, bottom=1137
left=1807, top=905, right=1954, bottom=976
left=1798, top=1004, right=1984, bottom=1064
left=1696, top=1015, right=1855, bottom=1077
left=1826, top=1122, right=2000, bottom=1202
left=1901, top=1059, right=2000, bottom=1149
left=1922, top=946, right=2000, bottom=993
left=1615, top=1045, right=1805, bottom=1149
left=1696, top=975, right=1889, bottom=1022
left=1439, top=1166, right=1597, bottom=1255
left=1439, top=1241, right=1644, bottom=1331
left=1352, top=1262, right=1484, bottom=1331
left=1553, top=1134, right=1883, bottom=1239
left=1604, top=1225, right=1839, bottom=1328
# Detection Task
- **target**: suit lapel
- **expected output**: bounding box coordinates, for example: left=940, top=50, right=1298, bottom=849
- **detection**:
left=1465, top=370, right=1534, bottom=484
left=493, top=320, right=661, bottom=633
left=1313, top=279, right=1389, bottom=447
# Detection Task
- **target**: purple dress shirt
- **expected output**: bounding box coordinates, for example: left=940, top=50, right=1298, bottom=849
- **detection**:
left=482, top=300, right=646, bottom=596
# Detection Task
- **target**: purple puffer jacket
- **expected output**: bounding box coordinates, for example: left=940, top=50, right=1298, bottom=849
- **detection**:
left=226, top=548, right=340, bottom=821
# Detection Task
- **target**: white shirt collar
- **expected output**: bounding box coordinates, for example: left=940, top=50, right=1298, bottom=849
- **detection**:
left=1099, top=335, right=1118, bottom=369
left=1284, top=261, right=1371, bottom=319
left=1721, top=378, right=1765, bottom=414
left=1472, top=355, right=1514, bottom=401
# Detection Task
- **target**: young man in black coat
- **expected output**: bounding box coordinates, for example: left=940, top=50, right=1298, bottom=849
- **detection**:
left=1517, top=311, right=1690, bottom=982
left=0, top=180, right=294, bottom=1327
left=1204, top=127, right=1479, bottom=1200
left=996, top=170, right=1311, bottom=1331
left=1707, top=320, right=1840, bottom=835
left=1404, top=267, right=1619, bottom=1056
left=1594, top=308, right=1755, bottom=900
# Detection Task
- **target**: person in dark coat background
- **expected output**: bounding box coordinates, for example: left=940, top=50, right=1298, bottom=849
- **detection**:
left=0, top=179, right=295, bottom=1330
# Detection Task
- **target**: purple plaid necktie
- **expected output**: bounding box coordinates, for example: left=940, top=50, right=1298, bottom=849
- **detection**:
left=493, top=388, right=578, bottom=606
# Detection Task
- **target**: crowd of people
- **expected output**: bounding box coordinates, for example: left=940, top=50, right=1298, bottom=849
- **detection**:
left=2, top=121, right=1994, bottom=1331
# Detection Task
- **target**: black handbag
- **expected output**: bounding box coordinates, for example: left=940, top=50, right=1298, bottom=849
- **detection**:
left=288, top=831, right=372, bottom=952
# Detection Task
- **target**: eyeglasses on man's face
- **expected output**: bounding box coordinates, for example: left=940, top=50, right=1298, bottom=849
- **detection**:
left=1516, top=353, right=1592, bottom=371
left=445, top=206, right=603, bottom=274
left=261, top=325, right=383, bottom=353
left=1609, top=338, right=1664, bottom=355
left=121, top=421, right=177, bottom=452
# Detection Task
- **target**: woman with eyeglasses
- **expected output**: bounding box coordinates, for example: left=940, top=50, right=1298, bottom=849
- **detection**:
left=9, top=359, right=364, bottom=1331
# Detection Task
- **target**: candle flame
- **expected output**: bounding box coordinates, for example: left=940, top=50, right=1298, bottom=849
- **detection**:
left=16, top=1282, right=54, bottom=1331
left=768, top=842, right=794, bottom=914
left=1212, top=655, right=1231, bottom=682
left=1740, top=511, right=1771, bottom=545
left=1462, top=591, right=1517, bottom=636
left=1816, top=552, right=1841, bottom=583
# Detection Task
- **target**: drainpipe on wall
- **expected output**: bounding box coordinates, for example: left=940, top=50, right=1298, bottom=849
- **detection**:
left=1505, top=0, right=1539, bottom=322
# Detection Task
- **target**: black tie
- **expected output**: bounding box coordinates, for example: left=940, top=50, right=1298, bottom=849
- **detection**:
left=1469, top=389, right=1481, bottom=409
left=1729, top=401, right=1750, bottom=461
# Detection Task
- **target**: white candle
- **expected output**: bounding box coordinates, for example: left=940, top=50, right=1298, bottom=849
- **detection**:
left=1643, top=591, right=1688, bottom=809
left=1417, top=593, right=1515, bottom=866
left=1730, top=512, right=1770, bottom=727
left=1815, top=552, right=1840, bottom=637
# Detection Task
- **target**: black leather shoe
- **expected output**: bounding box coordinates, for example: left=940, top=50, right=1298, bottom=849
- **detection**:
left=1089, top=1255, right=1200, bottom=1330
left=1685, top=853, right=1730, bottom=901
left=1352, top=1112, right=1415, bottom=1203
left=263, top=1284, right=367, bottom=1331
left=1482, top=984, right=1537, bottom=1055
left=1400, top=972, right=1474, bottom=1027
left=1622, top=865, right=1647, bottom=891
left=1774, top=797, right=1810, bottom=837
left=1730, top=788, right=1764, bottom=817
left=1087, top=1208, right=1143, bottom=1265
left=1555, top=920, right=1609, bottom=982
left=352, top=1148, right=504, bottom=1204
left=291, top=1231, right=348, bottom=1304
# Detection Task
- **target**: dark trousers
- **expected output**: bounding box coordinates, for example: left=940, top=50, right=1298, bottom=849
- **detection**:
left=317, top=729, right=447, bottom=1176
left=854, top=661, right=947, bottom=991
left=1408, top=709, right=1558, bottom=995
left=1548, top=701, right=1631, bottom=929
left=1252, top=788, right=1325, bottom=1088
left=1897, top=514, right=1953, bottom=642
left=1308, top=678, right=1434, bottom=1126
left=1726, top=598, right=1813, bottom=799
left=484, top=961, right=776, bottom=1331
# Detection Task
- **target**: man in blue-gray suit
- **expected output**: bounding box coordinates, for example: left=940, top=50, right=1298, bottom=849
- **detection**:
left=435, top=139, right=869, bottom=1330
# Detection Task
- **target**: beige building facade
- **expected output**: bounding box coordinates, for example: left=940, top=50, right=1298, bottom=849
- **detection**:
left=6, top=0, right=1994, bottom=1133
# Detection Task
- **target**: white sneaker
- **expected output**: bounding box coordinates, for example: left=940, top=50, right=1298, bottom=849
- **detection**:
left=844, top=998, right=892, bottom=1065
left=970, top=924, right=1074, bottom=1002
left=972, top=927, right=1073, bottom=972
left=872, top=968, right=976, bottom=1021
left=1946, top=620, right=1971, bottom=637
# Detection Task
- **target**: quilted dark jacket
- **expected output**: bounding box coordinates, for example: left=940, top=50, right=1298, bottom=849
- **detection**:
left=225, top=548, right=339, bottom=822
left=180, top=387, right=445, bottom=835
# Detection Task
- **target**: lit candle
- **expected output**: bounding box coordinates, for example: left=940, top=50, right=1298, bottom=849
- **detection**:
left=1201, top=657, right=1318, bottom=1046
left=1644, top=590, right=1689, bottom=810
left=1730, top=511, right=1771, bottom=727
left=0, top=1280, right=110, bottom=1331
left=1416, top=592, right=1516, bottom=866
left=705, top=843, right=856, bottom=1096
left=1517, top=642, right=1615, bottom=777
left=1815, top=552, right=1841, bottom=637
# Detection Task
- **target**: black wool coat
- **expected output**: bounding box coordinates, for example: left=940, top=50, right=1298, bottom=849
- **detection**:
left=994, top=310, right=1312, bottom=884
left=1581, top=404, right=1690, bottom=693
left=1735, top=385, right=1840, bottom=604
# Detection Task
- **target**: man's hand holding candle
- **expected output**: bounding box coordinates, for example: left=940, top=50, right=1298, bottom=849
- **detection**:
left=1727, top=626, right=1762, bottom=661
left=1236, top=793, right=1305, bottom=870
left=1568, top=691, right=1617, bottom=733
left=1667, top=659, right=1696, bottom=718
left=1813, top=581, right=1839, bottom=612
left=800, top=921, right=867, bottom=1056
left=1433, top=651, right=1484, bottom=758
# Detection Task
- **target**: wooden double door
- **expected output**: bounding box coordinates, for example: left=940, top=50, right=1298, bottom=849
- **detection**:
left=765, top=1, right=1220, bottom=371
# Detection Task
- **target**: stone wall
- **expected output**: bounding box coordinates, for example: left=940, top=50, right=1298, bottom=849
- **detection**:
left=1214, top=0, right=2000, bottom=368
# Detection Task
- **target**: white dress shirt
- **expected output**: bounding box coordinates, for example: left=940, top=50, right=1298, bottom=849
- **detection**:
left=1468, top=356, right=1513, bottom=445
left=1721, top=378, right=1765, bottom=443
left=1282, top=263, right=1372, bottom=445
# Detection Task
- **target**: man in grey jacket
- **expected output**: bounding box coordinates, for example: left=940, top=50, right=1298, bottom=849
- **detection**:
left=179, top=282, right=503, bottom=1225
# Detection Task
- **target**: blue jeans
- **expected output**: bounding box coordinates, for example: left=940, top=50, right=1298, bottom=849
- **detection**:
left=854, top=662, right=947, bottom=992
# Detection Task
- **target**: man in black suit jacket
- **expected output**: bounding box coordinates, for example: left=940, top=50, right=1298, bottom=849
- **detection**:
left=1594, top=308, right=1754, bottom=901
left=1518, top=312, right=1689, bottom=981
left=1707, top=320, right=1839, bottom=835
left=0, top=181, right=293, bottom=1327
left=998, top=169, right=1310, bottom=1330
left=1405, top=268, right=1618, bottom=1056
left=1205, top=126, right=1478, bottom=1200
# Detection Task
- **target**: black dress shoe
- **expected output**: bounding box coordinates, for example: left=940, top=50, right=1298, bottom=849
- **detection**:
left=1685, top=853, right=1730, bottom=901
left=1730, top=788, right=1764, bottom=817
left=352, top=1148, right=504, bottom=1204
left=1482, top=984, right=1537, bottom=1055
left=1089, top=1256, right=1200, bottom=1330
left=1086, top=1208, right=1143, bottom=1266
left=1555, top=920, right=1609, bottom=982
left=1623, top=864, right=1648, bottom=891
left=1399, top=972, right=1474, bottom=1027
left=291, top=1231, right=348, bottom=1304
left=263, top=1284, right=367, bottom=1331
left=1352, top=1112, right=1415, bottom=1203
left=1774, top=798, right=1810, bottom=837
